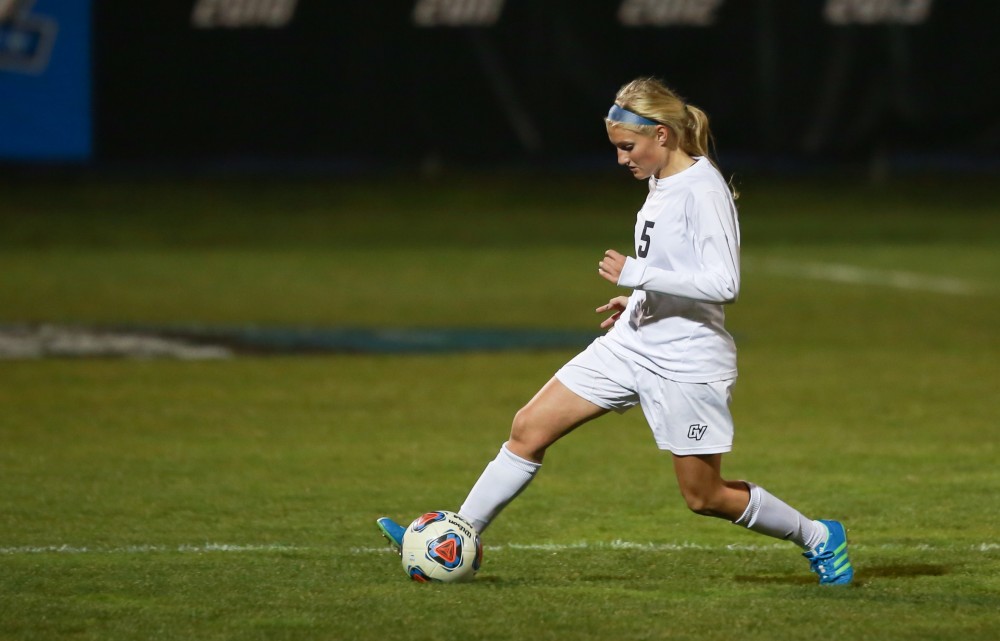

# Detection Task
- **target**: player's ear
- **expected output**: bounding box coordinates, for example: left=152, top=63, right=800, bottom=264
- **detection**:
left=655, top=125, right=670, bottom=146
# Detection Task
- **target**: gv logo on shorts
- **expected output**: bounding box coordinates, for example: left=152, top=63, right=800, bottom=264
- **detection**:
left=687, top=424, right=708, bottom=440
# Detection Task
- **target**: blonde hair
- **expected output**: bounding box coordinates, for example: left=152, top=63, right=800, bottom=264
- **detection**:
left=606, top=77, right=738, bottom=198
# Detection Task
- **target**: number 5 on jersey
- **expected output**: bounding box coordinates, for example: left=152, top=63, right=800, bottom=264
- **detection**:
left=638, top=221, right=655, bottom=258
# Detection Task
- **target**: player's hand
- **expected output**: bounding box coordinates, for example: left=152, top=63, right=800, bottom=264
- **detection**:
left=596, top=296, right=629, bottom=329
left=598, top=249, right=627, bottom=285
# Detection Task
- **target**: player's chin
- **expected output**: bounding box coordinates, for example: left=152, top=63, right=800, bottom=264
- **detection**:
left=629, top=167, right=651, bottom=180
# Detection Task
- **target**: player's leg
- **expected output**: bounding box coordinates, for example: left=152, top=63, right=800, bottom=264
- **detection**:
left=378, top=377, right=605, bottom=552
left=640, top=375, right=824, bottom=543
left=672, top=453, right=853, bottom=585
left=507, top=376, right=610, bottom=462
left=457, top=377, right=608, bottom=533
left=378, top=339, right=633, bottom=549
left=641, top=375, right=852, bottom=584
left=671, top=453, right=750, bottom=520
left=458, top=339, right=638, bottom=534
left=672, top=453, right=826, bottom=539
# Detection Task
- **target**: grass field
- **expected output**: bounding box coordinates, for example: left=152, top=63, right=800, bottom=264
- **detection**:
left=1, top=172, right=999, bottom=640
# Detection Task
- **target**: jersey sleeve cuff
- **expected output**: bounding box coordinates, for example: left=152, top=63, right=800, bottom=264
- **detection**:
left=617, top=256, right=644, bottom=288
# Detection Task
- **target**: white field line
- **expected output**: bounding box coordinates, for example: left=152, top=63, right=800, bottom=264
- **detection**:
left=751, top=258, right=985, bottom=296
left=0, top=543, right=306, bottom=555
left=353, top=540, right=1000, bottom=554
left=3, top=540, right=997, bottom=557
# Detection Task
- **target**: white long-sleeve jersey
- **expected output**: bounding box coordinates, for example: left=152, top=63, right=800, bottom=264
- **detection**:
left=601, top=156, right=741, bottom=383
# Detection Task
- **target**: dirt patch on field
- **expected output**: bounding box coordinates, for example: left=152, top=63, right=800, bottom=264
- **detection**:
left=0, top=325, right=233, bottom=360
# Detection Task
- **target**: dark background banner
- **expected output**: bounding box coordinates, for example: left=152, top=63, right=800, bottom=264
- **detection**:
left=73, top=1, right=1000, bottom=166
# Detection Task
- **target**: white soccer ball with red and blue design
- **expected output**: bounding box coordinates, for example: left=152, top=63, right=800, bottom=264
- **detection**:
left=401, top=510, right=483, bottom=583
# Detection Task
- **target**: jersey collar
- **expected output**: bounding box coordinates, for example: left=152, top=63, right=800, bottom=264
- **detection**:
left=648, top=156, right=704, bottom=192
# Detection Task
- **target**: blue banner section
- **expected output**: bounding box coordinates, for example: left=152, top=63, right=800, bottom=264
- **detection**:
left=0, top=0, right=91, bottom=161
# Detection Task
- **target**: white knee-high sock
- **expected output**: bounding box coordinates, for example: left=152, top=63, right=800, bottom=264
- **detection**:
left=733, top=482, right=827, bottom=550
left=458, top=442, right=540, bottom=534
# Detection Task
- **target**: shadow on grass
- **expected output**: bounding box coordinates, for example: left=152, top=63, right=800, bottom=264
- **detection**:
left=734, top=563, right=949, bottom=585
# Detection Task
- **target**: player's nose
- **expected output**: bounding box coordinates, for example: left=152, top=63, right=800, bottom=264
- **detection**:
left=617, top=149, right=629, bottom=165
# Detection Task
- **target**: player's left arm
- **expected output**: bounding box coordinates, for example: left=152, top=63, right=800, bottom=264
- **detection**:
left=598, top=191, right=740, bottom=303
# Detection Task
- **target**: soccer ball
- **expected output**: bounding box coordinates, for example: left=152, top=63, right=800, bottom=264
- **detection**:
left=401, top=511, right=482, bottom=583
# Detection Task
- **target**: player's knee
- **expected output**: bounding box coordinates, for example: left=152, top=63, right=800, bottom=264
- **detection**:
left=509, top=407, right=538, bottom=446
left=509, top=406, right=548, bottom=459
left=679, top=487, right=719, bottom=517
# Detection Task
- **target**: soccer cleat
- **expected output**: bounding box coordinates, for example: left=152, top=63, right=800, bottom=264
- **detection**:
left=803, top=519, right=854, bottom=585
left=376, top=517, right=406, bottom=556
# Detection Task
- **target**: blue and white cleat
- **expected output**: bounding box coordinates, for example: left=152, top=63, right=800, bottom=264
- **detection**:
left=376, top=517, right=406, bottom=556
left=803, top=519, right=854, bottom=585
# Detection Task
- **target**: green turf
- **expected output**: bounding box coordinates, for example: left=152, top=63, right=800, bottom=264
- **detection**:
left=1, top=173, right=999, bottom=640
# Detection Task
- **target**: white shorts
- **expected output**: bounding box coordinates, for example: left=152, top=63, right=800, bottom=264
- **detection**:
left=554, top=339, right=735, bottom=455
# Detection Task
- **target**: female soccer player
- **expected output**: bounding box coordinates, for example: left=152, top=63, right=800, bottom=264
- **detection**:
left=378, top=77, right=853, bottom=585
